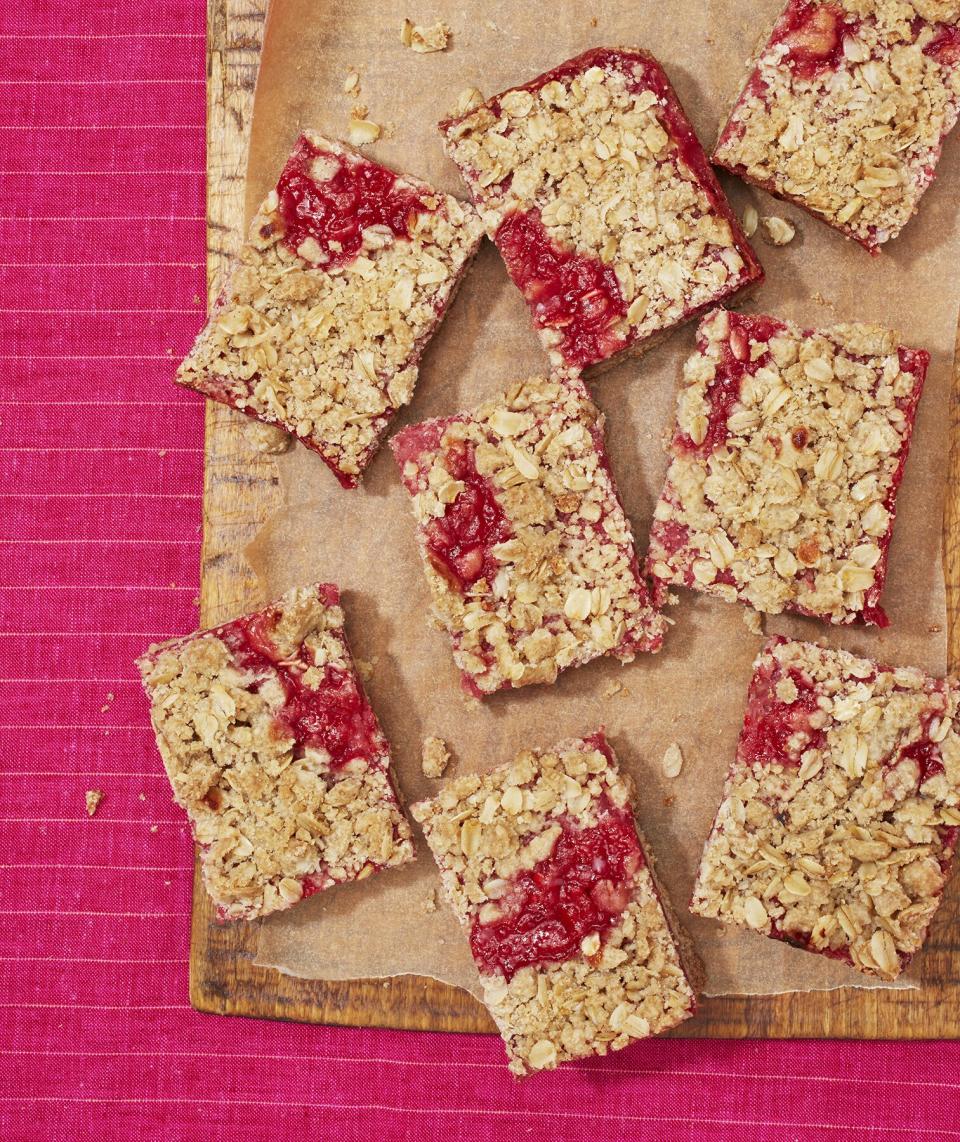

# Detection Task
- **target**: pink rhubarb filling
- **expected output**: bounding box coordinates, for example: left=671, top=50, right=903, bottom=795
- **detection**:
left=469, top=797, right=644, bottom=980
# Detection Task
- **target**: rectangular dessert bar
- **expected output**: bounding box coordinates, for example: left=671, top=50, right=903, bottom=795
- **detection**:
left=412, top=731, right=698, bottom=1074
left=647, top=308, right=928, bottom=626
left=177, top=132, right=484, bottom=487
left=439, top=47, right=763, bottom=372
left=136, top=583, right=415, bottom=920
left=714, top=1, right=960, bottom=253
left=692, top=636, right=960, bottom=980
left=390, top=371, right=667, bottom=697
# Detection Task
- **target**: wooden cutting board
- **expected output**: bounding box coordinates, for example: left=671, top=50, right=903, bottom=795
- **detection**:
left=192, top=0, right=960, bottom=1036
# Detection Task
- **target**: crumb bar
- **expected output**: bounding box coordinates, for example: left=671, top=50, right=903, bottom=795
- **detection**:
left=692, top=636, right=960, bottom=980
left=647, top=308, right=928, bottom=626
left=390, top=372, right=666, bottom=697
left=412, top=731, right=698, bottom=1074
left=439, top=47, right=763, bottom=371
left=136, top=583, right=415, bottom=920
left=714, top=1, right=960, bottom=253
left=176, top=132, right=484, bottom=487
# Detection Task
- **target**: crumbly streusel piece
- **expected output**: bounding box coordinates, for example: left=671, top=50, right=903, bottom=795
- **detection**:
left=136, top=583, right=415, bottom=920
left=439, top=47, right=763, bottom=371
left=390, top=372, right=667, bottom=697
left=714, top=0, right=960, bottom=253
left=412, top=731, right=698, bottom=1075
left=177, top=133, right=484, bottom=487
left=647, top=308, right=928, bottom=626
left=692, top=636, right=960, bottom=980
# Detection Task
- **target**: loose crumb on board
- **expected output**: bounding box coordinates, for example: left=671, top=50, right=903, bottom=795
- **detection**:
left=760, top=215, right=796, bottom=246
left=421, top=736, right=451, bottom=779
left=348, top=118, right=381, bottom=146
left=742, top=609, right=764, bottom=636
left=602, top=679, right=623, bottom=699
left=661, top=743, right=684, bottom=779
left=423, top=889, right=438, bottom=913
left=248, top=421, right=291, bottom=455
left=401, top=18, right=450, bottom=52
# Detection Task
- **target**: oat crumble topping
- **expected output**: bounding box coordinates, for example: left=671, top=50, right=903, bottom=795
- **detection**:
left=421, top=735, right=451, bottom=778
left=692, top=637, right=960, bottom=979
left=391, top=372, right=666, bottom=697
left=176, top=133, right=484, bottom=488
left=714, top=0, right=960, bottom=252
left=647, top=308, right=928, bottom=626
left=412, top=732, right=697, bottom=1074
left=440, top=47, right=762, bottom=370
left=136, top=583, right=415, bottom=920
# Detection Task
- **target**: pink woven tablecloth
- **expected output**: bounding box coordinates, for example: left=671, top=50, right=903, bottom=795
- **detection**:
left=2, top=4, right=959, bottom=1139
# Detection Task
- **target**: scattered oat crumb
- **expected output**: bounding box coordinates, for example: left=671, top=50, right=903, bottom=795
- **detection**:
left=248, top=421, right=291, bottom=455
left=423, top=889, right=438, bottom=913
left=351, top=101, right=369, bottom=119
left=401, top=18, right=450, bottom=52
left=138, top=792, right=146, bottom=802
left=421, top=736, right=451, bottom=779
left=741, top=203, right=759, bottom=237
left=85, top=790, right=104, bottom=817
left=149, top=825, right=159, bottom=834
left=742, top=609, right=764, bottom=636
left=930, top=624, right=943, bottom=633
left=663, top=794, right=676, bottom=807
left=354, top=658, right=377, bottom=682
left=811, top=291, right=835, bottom=310
left=662, top=742, right=684, bottom=779
left=158, top=449, right=167, bottom=458
left=343, top=70, right=359, bottom=94
left=450, top=86, right=484, bottom=118
left=348, top=118, right=381, bottom=146
left=100, top=703, right=110, bottom=713
left=667, top=592, right=680, bottom=607
left=590, top=16, right=598, bottom=27
left=602, top=679, right=623, bottom=699
left=760, top=215, right=796, bottom=246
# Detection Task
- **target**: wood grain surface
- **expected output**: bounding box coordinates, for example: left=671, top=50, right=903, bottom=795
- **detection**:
left=192, top=0, right=960, bottom=1036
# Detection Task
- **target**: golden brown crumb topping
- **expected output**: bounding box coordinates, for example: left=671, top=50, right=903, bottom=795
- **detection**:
left=137, top=585, right=414, bottom=920
left=648, top=308, right=927, bottom=625
left=692, top=637, right=960, bottom=980
left=413, top=734, right=696, bottom=1074
left=393, top=373, right=666, bottom=696
left=714, top=0, right=960, bottom=250
left=177, top=133, right=483, bottom=485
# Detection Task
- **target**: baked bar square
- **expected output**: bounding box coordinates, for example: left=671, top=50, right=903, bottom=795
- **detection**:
left=714, top=0, right=960, bottom=253
left=647, top=308, right=928, bottom=626
left=391, top=371, right=667, bottom=697
left=177, top=132, right=484, bottom=487
left=136, top=583, right=415, bottom=920
left=412, top=731, right=698, bottom=1075
left=692, top=636, right=960, bottom=980
left=440, top=47, right=763, bottom=371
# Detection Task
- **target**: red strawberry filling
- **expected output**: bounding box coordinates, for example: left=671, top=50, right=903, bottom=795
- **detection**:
left=219, top=603, right=381, bottom=770
left=925, top=23, right=960, bottom=67
left=423, top=440, right=513, bottom=592
left=276, top=137, right=432, bottom=269
left=773, top=1, right=855, bottom=80
left=469, top=799, right=644, bottom=980
left=495, top=209, right=628, bottom=368
left=739, top=658, right=825, bottom=768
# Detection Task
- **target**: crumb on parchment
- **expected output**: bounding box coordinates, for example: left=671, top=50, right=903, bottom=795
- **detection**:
left=401, top=18, right=450, bottom=52
left=421, top=736, right=451, bottom=779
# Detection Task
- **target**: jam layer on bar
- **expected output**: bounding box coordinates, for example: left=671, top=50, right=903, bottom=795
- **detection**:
left=714, top=0, right=960, bottom=252
left=647, top=308, right=928, bottom=626
left=413, top=731, right=697, bottom=1075
left=391, top=372, right=666, bottom=697
left=691, top=636, right=960, bottom=980
left=440, top=47, right=762, bottom=370
left=136, top=584, right=414, bottom=921
left=176, top=132, right=483, bottom=487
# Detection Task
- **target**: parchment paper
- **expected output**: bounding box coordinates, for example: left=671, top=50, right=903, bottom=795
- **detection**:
left=243, top=0, right=960, bottom=997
